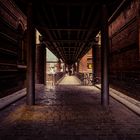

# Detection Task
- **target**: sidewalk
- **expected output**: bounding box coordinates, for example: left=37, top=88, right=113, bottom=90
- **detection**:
left=0, top=88, right=26, bottom=110
left=0, top=77, right=140, bottom=116
left=0, top=84, right=140, bottom=140
left=95, top=84, right=140, bottom=116
left=0, top=84, right=44, bottom=110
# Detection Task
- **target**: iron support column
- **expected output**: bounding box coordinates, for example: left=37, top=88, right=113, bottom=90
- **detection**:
left=92, top=46, right=97, bottom=85
left=26, top=3, right=36, bottom=105
left=58, top=59, right=61, bottom=72
left=76, top=61, right=80, bottom=73
left=63, top=63, right=66, bottom=72
left=44, top=47, right=46, bottom=85
left=73, top=63, right=76, bottom=74
left=101, top=4, right=109, bottom=106
left=36, top=43, right=46, bottom=85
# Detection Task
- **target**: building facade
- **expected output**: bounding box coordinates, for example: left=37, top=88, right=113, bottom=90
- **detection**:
left=0, top=0, right=27, bottom=97
left=95, top=0, right=140, bottom=98
left=79, top=48, right=92, bottom=74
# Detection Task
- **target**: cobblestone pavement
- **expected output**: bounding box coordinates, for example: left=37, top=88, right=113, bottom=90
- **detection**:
left=0, top=85, right=140, bottom=140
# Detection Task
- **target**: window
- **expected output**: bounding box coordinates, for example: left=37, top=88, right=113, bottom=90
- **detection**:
left=17, top=24, right=27, bottom=67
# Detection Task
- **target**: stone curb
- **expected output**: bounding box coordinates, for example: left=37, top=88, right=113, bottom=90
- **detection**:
left=0, top=88, right=26, bottom=110
left=95, top=84, right=140, bottom=116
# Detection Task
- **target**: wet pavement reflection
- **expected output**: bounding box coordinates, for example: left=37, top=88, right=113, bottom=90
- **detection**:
left=0, top=84, right=140, bottom=140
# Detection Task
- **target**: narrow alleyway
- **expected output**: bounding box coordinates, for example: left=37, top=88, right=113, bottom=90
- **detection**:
left=0, top=76, right=140, bottom=140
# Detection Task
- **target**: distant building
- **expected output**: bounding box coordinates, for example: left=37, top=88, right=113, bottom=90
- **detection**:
left=79, top=49, right=92, bottom=74
left=46, top=49, right=58, bottom=74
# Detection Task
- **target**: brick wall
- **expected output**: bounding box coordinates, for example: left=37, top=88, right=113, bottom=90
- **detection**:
left=0, top=0, right=27, bottom=98
left=109, top=0, right=140, bottom=97
left=79, top=49, right=92, bottom=73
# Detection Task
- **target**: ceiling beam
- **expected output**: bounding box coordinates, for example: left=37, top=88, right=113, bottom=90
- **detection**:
left=74, top=5, right=99, bottom=60
left=75, top=11, right=100, bottom=60
left=46, top=40, right=94, bottom=43
left=108, top=0, right=128, bottom=23
left=36, top=26, right=99, bottom=31
left=48, top=28, right=88, bottom=31
left=51, top=6, right=66, bottom=61
left=75, top=6, right=86, bottom=59
left=39, top=4, right=65, bottom=60
left=45, top=1, right=98, bottom=6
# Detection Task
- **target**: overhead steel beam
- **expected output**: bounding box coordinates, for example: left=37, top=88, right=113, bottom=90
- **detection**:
left=51, top=7, right=66, bottom=61
left=46, top=40, right=94, bottom=43
left=108, top=0, right=129, bottom=23
left=46, top=1, right=96, bottom=6
left=76, top=6, right=86, bottom=59
left=41, top=7, right=58, bottom=44
left=40, top=3, right=63, bottom=59
left=75, top=6, right=100, bottom=60
left=67, top=6, right=71, bottom=60
left=79, top=5, right=96, bottom=41
left=36, top=26, right=99, bottom=31
left=48, top=28, right=88, bottom=31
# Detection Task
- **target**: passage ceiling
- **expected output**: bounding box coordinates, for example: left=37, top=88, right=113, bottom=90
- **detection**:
left=13, top=0, right=122, bottom=64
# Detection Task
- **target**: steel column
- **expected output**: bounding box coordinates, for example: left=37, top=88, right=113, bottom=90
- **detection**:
left=57, top=59, right=61, bottom=72
left=44, top=47, right=46, bottom=85
left=76, top=61, right=80, bottom=73
left=63, top=63, right=66, bottom=72
left=92, top=46, right=97, bottom=85
left=101, top=4, right=109, bottom=106
left=26, top=3, right=36, bottom=105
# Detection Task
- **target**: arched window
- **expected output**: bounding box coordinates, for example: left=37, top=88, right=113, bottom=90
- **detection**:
left=17, top=24, right=27, bottom=66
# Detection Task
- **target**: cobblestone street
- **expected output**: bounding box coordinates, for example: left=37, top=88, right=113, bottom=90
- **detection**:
left=0, top=84, right=140, bottom=140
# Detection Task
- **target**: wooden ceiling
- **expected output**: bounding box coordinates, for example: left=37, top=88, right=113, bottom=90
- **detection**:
left=13, top=0, right=123, bottom=64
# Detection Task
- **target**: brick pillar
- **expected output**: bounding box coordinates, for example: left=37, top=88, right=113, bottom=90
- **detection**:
left=26, top=3, right=36, bottom=105
left=101, top=4, right=109, bottom=106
